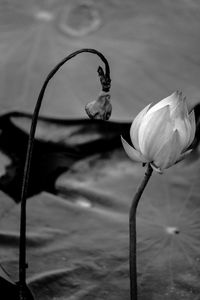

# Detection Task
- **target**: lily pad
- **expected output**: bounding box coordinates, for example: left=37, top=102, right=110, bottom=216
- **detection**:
left=55, top=149, right=200, bottom=300
left=0, top=112, right=200, bottom=299
left=0, top=1, right=200, bottom=120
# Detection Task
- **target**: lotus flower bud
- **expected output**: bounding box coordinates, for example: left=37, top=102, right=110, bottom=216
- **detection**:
left=121, top=91, right=196, bottom=173
left=85, top=91, right=112, bottom=121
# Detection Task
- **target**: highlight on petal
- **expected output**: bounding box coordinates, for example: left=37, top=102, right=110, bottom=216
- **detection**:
left=130, top=103, right=151, bottom=151
left=172, top=94, right=189, bottom=120
left=147, top=91, right=180, bottom=115
left=121, top=136, right=147, bottom=162
left=138, top=105, right=173, bottom=161
left=153, top=130, right=182, bottom=170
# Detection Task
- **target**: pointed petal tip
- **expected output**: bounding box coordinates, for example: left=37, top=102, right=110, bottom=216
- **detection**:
left=173, top=90, right=185, bottom=103
left=121, top=136, right=145, bottom=162
left=175, top=149, right=193, bottom=164
left=174, top=90, right=179, bottom=96
left=176, top=90, right=183, bottom=98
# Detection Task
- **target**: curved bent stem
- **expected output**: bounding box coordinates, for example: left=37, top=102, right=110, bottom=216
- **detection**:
left=18, top=48, right=111, bottom=300
left=129, top=163, right=153, bottom=300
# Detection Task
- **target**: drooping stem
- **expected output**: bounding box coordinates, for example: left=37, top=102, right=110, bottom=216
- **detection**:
left=19, top=48, right=111, bottom=299
left=129, top=163, right=153, bottom=300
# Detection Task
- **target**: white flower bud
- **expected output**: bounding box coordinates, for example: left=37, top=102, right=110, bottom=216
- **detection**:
left=122, top=91, right=196, bottom=173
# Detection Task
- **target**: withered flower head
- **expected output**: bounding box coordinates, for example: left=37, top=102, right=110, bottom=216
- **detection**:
left=85, top=91, right=112, bottom=121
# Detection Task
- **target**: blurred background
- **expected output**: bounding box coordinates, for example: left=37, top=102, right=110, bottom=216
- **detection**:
left=1, top=2, right=200, bottom=299
left=0, top=0, right=200, bottom=121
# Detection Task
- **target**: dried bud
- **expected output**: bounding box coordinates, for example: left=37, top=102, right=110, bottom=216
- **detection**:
left=85, top=92, right=112, bottom=121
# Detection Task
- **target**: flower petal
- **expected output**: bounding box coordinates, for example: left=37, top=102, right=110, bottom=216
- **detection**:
left=173, top=97, right=193, bottom=150
left=138, top=105, right=174, bottom=161
left=130, top=103, right=151, bottom=151
left=172, top=94, right=189, bottom=118
left=147, top=91, right=180, bottom=115
left=175, top=149, right=193, bottom=164
left=153, top=130, right=182, bottom=170
left=121, top=136, right=147, bottom=162
left=186, top=109, right=196, bottom=149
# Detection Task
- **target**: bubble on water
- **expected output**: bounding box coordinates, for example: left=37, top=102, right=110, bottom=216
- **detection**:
left=75, top=198, right=92, bottom=208
left=165, top=226, right=180, bottom=235
left=35, top=10, right=54, bottom=21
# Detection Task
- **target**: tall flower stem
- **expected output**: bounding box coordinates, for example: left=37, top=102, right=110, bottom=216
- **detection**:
left=18, top=48, right=111, bottom=300
left=129, top=163, right=153, bottom=300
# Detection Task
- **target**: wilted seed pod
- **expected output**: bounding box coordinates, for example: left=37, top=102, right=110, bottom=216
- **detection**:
left=121, top=91, right=196, bottom=173
left=85, top=91, right=112, bottom=121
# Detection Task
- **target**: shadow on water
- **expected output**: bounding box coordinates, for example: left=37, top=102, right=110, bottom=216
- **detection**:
left=0, top=111, right=131, bottom=202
